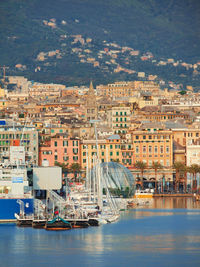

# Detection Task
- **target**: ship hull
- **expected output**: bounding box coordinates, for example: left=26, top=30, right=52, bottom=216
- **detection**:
left=0, top=198, right=34, bottom=222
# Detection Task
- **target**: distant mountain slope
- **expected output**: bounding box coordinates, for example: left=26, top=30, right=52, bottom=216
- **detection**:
left=0, top=0, right=200, bottom=87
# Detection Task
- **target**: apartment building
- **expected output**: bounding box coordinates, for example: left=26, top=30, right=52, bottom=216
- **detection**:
left=29, top=83, right=65, bottom=98
left=39, top=134, right=81, bottom=167
left=131, top=127, right=173, bottom=168
left=80, top=135, right=122, bottom=169
left=96, top=81, right=160, bottom=98
left=0, top=123, right=38, bottom=165
left=107, top=106, right=131, bottom=134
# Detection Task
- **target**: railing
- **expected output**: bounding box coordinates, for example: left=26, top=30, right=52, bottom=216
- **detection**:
left=47, top=190, right=66, bottom=204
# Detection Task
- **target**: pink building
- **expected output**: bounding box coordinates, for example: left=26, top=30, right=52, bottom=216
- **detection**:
left=39, top=134, right=80, bottom=167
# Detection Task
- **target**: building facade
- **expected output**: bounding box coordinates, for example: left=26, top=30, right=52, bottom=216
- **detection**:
left=39, top=134, right=81, bottom=167
left=0, top=124, right=38, bottom=165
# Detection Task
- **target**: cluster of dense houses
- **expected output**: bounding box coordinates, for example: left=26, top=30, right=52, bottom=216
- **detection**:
left=0, top=77, right=200, bottom=192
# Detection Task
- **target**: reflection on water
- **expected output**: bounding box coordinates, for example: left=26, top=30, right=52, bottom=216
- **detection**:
left=0, top=198, right=200, bottom=267
left=151, top=197, right=200, bottom=209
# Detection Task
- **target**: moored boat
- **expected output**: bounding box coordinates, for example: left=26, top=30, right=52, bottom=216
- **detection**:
left=32, top=218, right=46, bottom=229
left=66, top=218, right=90, bottom=228
left=45, top=216, right=72, bottom=231
left=15, top=213, right=33, bottom=227
left=134, top=189, right=154, bottom=199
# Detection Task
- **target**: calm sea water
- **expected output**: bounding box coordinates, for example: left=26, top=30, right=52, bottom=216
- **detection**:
left=1, top=198, right=200, bottom=267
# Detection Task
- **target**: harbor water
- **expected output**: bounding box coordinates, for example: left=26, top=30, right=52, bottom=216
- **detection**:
left=1, top=197, right=200, bottom=267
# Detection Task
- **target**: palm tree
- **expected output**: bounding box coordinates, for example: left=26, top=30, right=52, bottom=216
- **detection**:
left=135, top=161, right=147, bottom=189
left=173, top=162, right=185, bottom=192
left=183, top=166, right=189, bottom=193
left=55, top=162, right=69, bottom=185
left=190, top=164, right=200, bottom=193
left=152, top=162, right=163, bottom=193
left=70, top=163, right=82, bottom=182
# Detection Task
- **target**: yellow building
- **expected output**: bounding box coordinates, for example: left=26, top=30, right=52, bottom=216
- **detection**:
left=0, top=88, right=5, bottom=98
left=172, top=129, right=200, bottom=147
left=143, top=112, right=189, bottom=122
left=81, top=135, right=122, bottom=169
left=97, top=81, right=160, bottom=98
left=129, top=94, right=158, bottom=109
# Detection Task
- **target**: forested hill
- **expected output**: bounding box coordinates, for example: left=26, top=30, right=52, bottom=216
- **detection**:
left=0, top=0, right=200, bottom=87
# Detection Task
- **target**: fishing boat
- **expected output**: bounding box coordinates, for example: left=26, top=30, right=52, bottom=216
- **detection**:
left=45, top=216, right=72, bottom=231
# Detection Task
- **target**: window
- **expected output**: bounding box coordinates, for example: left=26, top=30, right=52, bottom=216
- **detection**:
left=136, top=136, right=139, bottom=140
left=54, top=141, right=57, bottom=147
left=110, top=145, right=113, bottom=149
left=116, top=151, right=119, bottom=156
left=63, top=141, right=68, bottom=146
left=155, top=146, right=158, bottom=153
left=166, top=146, right=169, bottom=153
left=102, top=152, right=104, bottom=156
left=160, top=146, right=164, bottom=153
left=83, top=152, right=86, bottom=156
left=143, top=146, right=146, bottom=153
left=148, top=135, right=152, bottom=139
left=110, top=152, right=113, bottom=156
left=83, top=159, right=86, bottom=163
left=149, top=146, right=152, bottom=153
left=136, top=146, right=139, bottom=153
left=54, top=155, right=58, bottom=160
left=73, top=148, right=78, bottom=154
left=143, top=135, right=146, bottom=140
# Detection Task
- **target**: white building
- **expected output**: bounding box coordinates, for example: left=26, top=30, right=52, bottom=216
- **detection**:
left=186, top=141, right=200, bottom=166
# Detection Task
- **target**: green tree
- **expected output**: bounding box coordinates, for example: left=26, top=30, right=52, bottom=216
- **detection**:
left=152, top=162, right=163, bottom=193
left=190, top=164, right=200, bottom=193
left=70, top=163, right=82, bottom=182
left=135, top=161, right=147, bottom=189
left=173, top=162, right=185, bottom=192
left=54, top=162, right=69, bottom=185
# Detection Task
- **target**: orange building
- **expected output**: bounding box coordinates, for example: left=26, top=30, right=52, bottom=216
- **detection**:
left=131, top=128, right=173, bottom=168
